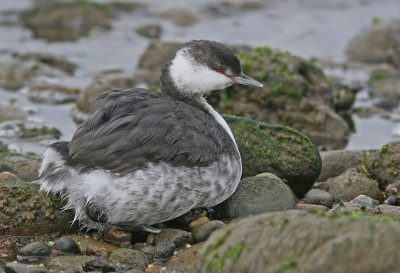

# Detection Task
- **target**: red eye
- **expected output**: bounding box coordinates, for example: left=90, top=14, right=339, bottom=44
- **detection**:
left=215, top=67, right=223, bottom=73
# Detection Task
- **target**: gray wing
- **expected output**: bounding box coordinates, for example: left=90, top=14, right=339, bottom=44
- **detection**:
left=68, top=88, right=225, bottom=173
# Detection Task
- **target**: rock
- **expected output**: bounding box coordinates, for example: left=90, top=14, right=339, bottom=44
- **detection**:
left=350, top=195, right=379, bottom=208
left=102, top=229, right=132, bottom=245
left=223, top=115, right=321, bottom=197
left=331, top=82, right=357, bottom=112
left=384, top=181, right=400, bottom=205
left=0, top=103, right=27, bottom=122
left=165, top=208, right=208, bottom=229
left=86, top=244, right=110, bottom=259
left=0, top=171, right=19, bottom=182
left=20, top=0, right=112, bottom=42
left=305, top=189, right=333, bottom=207
left=197, top=210, right=400, bottom=273
left=109, top=248, right=148, bottom=269
left=165, top=242, right=204, bottom=272
left=368, top=67, right=400, bottom=103
left=212, top=47, right=349, bottom=149
left=362, top=142, right=400, bottom=190
left=27, top=85, right=80, bottom=104
left=13, top=52, right=77, bottom=75
left=83, top=256, right=116, bottom=272
left=189, top=216, right=210, bottom=230
left=153, top=229, right=193, bottom=248
left=43, top=255, right=90, bottom=272
left=353, top=106, right=391, bottom=119
left=0, top=152, right=41, bottom=181
left=155, top=9, right=197, bottom=26
left=61, top=235, right=118, bottom=256
left=19, top=241, right=51, bottom=257
left=317, top=168, right=383, bottom=203
left=154, top=240, right=176, bottom=262
left=295, top=203, right=328, bottom=211
left=5, top=263, right=49, bottom=273
left=214, top=173, right=297, bottom=219
left=318, top=149, right=370, bottom=182
left=376, top=204, right=400, bottom=219
left=17, top=124, right=61, bottom=140
left=192, top=221, right=226, bottom=243
left=133, top=243, right=154, bottom=261
left=126, top=269, right=145, bottom=273
left=0, top=180, right=75, bottom=236
left=52, top=238, right=81, bottom=255
left=346, top=19, right=400, bottom=67
left=135, top=23, right=162, bottom=39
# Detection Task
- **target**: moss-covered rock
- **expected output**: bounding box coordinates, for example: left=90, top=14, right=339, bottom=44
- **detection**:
left=369, top=67, right=400, bottom=103
left=224, top=115, right=321, bottom=197
left=20, top=0, right=112, bottom=42
left=0, top=152, right=41, bottom=181
left=197, top=210, right=400, bottom=273
left=0, top=180, right=75, bottom=236
left=362, top=142, right=400, bottom=190
left=212, top=47, right=350, bottom=148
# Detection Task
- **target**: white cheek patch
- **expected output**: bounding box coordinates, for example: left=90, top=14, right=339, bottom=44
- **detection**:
left=169, top=50, right=233, bottom=95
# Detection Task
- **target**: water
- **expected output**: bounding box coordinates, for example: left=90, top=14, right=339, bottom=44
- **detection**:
left=0, top=0, right=399, bottom=153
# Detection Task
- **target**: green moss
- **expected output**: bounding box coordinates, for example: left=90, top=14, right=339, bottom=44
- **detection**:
left=380, top=144, right=389, bottom=155
left=314, top=209, right=399, bottom=222
left=370, top=70, right=387, bottom=80
left=276, top=259, right=297, bottom=273
left=203, top=230, right=231, bottom=258
left=372, top=17, right=381, bottom=25
left=205, top=243, right=245, bottom=273
left=31, top=62, right=41, bottom=71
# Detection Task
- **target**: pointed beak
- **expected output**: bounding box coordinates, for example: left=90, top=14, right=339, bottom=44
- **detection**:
left=229, top=73, right=263, bottom=88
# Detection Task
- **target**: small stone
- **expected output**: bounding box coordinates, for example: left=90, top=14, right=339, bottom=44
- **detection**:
left=109, top=248, right=148, bottom=270
left=19, top=241, right=51, bottom=257
left=153, top=229, right=193, bottom=248
left=192, top=221, right=226, bottom=243
left=188, top=216, right=210, bottom=230
left=350, top=195, right=379, bottom=208
left=295, top=203, right=328, bottom=211
left=135, top=23, right=162, bottom=39
left=52, top=238, right=81, bottom=255
left=132, top=243, right=154, bottom=260
left=376, top=204, right=400, bottom=220
left=305, top=189, right=333, bottom=207
left=127, top=269, right=145, bottom=273
left=103, top=229, right=132, bottom=245
left=83, top=256, right=115, bottom=272
left=86, top=244, right=110, bottom=258
left=5, top=263, right=49, bottom=273
left=154, top=241, right=176, bottom=262
left=0, top=171, right=19, bottom=182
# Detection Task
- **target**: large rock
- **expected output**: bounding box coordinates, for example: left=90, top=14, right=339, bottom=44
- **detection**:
left=214, top=173, right=296, bottom=219
left=0, top=180, right=75, bottom=236
left=317, top=168, right=383, bottom=203
left=362, top=142, right=400, bottom=190
left=20, top=0, right=112, bottom=42
left=211, top=47, right=350, bottom=149
left=197, top=210, right=400, bottom=273
left=346, top=19, right=400, bottom=67
left=318, top=150, right=370, bottom=182
left=368, top=67, right=400, bottom=103
left=0, top=152, right=41, bottom=182
left=224, top=115, right=321, bottom=197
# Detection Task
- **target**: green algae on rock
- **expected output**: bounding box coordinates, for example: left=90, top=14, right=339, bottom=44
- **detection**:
left=224, top=114, right=321, bottom=197
left=362, top=142, right=400, bottom=190
left=212, top=47, right=350, bottom=149
left=197, top=210, right=400, bottom=273
left=0, top=180, right=75, bottom=236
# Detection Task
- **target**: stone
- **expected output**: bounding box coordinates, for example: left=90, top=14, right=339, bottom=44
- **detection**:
left=43, top=255, right=90, bottom=272
left=109, top=248, right=148, bottom=269
left=19, top=241, right=51, bottom=257
left=165, top=208, right=208, bottom=229
left=83, top=256, right=115, bottom=272
left=346, top=19, right=400, bottom=67
left=27, top=85, right=80, bottom=104
left=331, top=82, right=357, bottom=112
left=61, top=235, right=118, bottom=255
left=295, top=203, right=328, bottom=211
left=13, top=52, right=77, bottom=75
left=330, top=202, right=377, bottom=214
left=192, top=221, right=226, bottom=243
left=0, top=103, right=27, bottom=123
left=86, top=244, right=110, bottom=259
left=362, top=142, right=400, bottom=190
left=155, top=9, right=197, bottom=26
left=318, top=150, right=369, bottom=182
left=223, top=115, right=322, bottom=197
left=305, top=189, right=333, bottom=207
left=0, top=171, right=19, bottom=182
left=189, top=216, right=210, bottom=230
left=103, top=229, right=132, bottom=245
left=376, top=204, right=400, bottom=219
left=135, top=23, right=162, bottom=39
left=154, top=240, right=176, bottom=262
left=0, top=153, right=41, bottom=182
left=5, top=263, right=49, bottom=273
left=52, top=238, right=81, bottom=255
left=197, top=210, right=400, bottom=273
left=165, top=242, right=204, bottom=272
left=214, top=173, right=297, bottom=219
left=153, top=229, right=193, bottom=248
left=350, top=195, right=379, bottom=208
left=20, top=0, right=112, bottom=42
left=369, top=67, right=400, bottom=103
left=384, top=181, right=400, bottom=205
left=317, top=168, right=383, bottom=203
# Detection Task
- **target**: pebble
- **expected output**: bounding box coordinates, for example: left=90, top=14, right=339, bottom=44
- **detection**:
left=19, top=241, right=51, bottom=257
left=305, top=189, right=334, bottom=207
left=349, top=195, right=379, bottom=208
left=86, top=243, right=110, bottom=259
left=109, top=248, right=148, bottom=270
left=82, top=256, right=116, bottom=272
left=154, top=241, right=176, bottom=262
left=153, top=229, right=193, bottom=248
left=188, top=216, right=210, bottom=230
left=52, top=238, right=81, bottom=255
left=103, top=229, right=132, bottom=246
left=191, top=221, right=226, bottom=243
left=5, top=263, right=49, bottom=273
left=295, top=203, right=328, bottom=211
left=0, top=171, right=19, bottom=182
